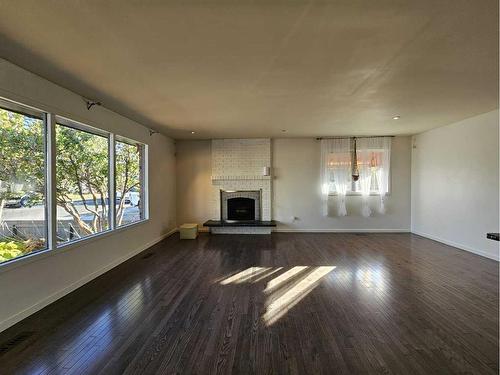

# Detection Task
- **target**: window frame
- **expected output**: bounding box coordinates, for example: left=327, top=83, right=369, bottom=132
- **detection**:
left=55, top=116, right=113, bottom=245
left=114, top=135, right=149, bottom=227
left=0, top=96, right=150, bottom=270
left=0, top=98, right=49, bottom=255
left=326, top=147, right=392, bottom=197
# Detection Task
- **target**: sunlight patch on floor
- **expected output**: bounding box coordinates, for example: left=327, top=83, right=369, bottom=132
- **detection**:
left=252, top=267, right=283, bottom=283
left=263, top=266, right=335, bottom=325
left=219, top=267, right=271, bottom=285
left=264, top=266, right=308, bottom=293
left=218, top=265, right=336, bottom=325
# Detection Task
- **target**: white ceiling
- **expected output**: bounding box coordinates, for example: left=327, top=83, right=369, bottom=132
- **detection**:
left=0, top=0, right=497, bottom=139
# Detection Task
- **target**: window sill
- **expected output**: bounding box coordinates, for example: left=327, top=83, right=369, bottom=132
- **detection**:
left=0, top=218, right=149, bottom=275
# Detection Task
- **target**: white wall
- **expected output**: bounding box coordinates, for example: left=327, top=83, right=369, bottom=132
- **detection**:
left=411, top=110, right=499, bottom=260
left=273, top=137, right=411, bottom=231
left=176, top=137, right=412, bottom=231
left=0, top=59, right=177, bottom=332
left=176, top=140, right=212, bottom=226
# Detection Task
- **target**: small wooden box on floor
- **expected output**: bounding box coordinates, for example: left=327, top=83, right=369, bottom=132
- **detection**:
left=179, top=223, right=198, bottom=239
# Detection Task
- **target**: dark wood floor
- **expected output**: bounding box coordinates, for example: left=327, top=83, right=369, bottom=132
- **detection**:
left=0, top=233, right=498, bottom=374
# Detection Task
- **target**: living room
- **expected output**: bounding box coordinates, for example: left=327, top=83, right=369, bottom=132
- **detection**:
left=0, top=1, right=498, bottom=373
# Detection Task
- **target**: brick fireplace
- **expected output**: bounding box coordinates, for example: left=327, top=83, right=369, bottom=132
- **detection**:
left=206, top=138, right=274, bottom=234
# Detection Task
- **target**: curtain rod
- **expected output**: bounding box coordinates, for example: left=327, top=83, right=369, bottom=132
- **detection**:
left=316, top=135, right=395, bottom=140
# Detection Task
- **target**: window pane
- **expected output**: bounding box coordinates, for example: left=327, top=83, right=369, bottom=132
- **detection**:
left=0, top=106, right=47, bottom=263
left=56, top=124, right=109, bottom=243
left=115, top=140, right=144, bottom=226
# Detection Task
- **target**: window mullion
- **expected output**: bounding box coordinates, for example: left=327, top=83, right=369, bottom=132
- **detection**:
left=109, top=133, right=116, bottom=230
left=46, top=113, right=57, bottom=250
left=142, top=144, right=149, bottom=220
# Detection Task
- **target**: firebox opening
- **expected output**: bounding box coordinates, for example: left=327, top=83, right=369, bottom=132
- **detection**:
left=227, top=197, right=255, bottom=221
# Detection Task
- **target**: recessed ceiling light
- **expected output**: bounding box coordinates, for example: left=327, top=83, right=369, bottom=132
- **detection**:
left=392, top=115, right=400, bottom=120
left=191, top=131, right=195, bottom=134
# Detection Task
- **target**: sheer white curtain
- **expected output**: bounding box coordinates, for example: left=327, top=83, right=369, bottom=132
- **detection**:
left=357, top=137, right=392, bottom=215
left=356, top=138, right=372, bottom=217
left=376, top=137, right=391, bottom=213
left=320, top=138, right=350, bottom=216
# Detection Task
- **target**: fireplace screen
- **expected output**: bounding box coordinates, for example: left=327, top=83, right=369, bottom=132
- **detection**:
left=220, top=190, right=261, bottom=221
left=227, top=197, right=255, bottom=221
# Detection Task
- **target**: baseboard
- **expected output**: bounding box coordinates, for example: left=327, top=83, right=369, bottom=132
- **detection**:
left=273, top=228, right=410, bottom=233
left=0, top=227, right=178, bottom=333
left=411, top=230, right=499, bottom=261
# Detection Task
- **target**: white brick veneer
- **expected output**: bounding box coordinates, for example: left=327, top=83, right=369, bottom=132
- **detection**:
left=211, top=139, right=272, bottom=221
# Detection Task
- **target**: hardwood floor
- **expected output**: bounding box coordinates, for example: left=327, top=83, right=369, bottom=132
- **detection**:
left=0, top=233, right=498, bottom=374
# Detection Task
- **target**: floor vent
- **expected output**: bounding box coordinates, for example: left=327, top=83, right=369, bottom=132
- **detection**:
left=0, top=331, right=35, bottom=355
left=142, top=253, right=154, bottom=259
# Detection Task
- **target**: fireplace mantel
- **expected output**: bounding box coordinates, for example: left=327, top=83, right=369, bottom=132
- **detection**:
left=211, top=175, right=271, bottom=181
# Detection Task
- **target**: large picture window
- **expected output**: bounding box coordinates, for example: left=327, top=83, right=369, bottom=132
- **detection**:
left=320, top=137, right=391, bottom=217
left=0, top=97, right=149, bottom=266
left=56, top=121, right=110, bottom=244
left=0, top=103, right=47, bottom=263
